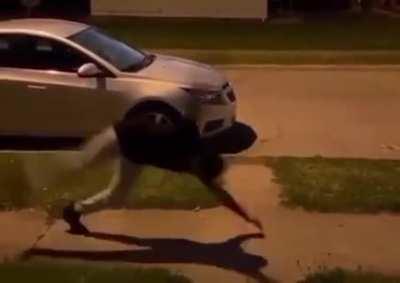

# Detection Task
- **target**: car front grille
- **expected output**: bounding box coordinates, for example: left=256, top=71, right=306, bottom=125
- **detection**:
left=221, top=82, right=236, bottom=103
left=226, top=90, right=236, bottom=102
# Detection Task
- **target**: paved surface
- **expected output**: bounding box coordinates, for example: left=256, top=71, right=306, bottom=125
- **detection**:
left=0, top=210, right=48, bottom=260
left=233, top=165, right=400, bottom=283
left=221, top=66, right=400, bottom=159
left=1, top=67, right=400, bottom=282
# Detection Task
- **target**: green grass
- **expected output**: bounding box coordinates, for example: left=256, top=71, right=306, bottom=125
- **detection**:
left=0, top=152, right=218, bottom=217
left=0, top=260, right=190, bottom=283
left=4, top=153, right=400, bottom=215
left=265, top=157, right=400, bottom=213
left=89, top=14, right=400, bottom=64
left=299, top=268, right=400, bottom=283
left=92, top=14, right=400, bottom=51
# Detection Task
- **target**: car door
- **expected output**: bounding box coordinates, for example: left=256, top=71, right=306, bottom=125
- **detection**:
left=0, top=33, right=33, bottom=135
left=0, top=33, right=126, bottom=137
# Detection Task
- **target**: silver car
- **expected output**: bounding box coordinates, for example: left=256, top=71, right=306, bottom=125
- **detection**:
left=0, top=18, right=236, bottom=138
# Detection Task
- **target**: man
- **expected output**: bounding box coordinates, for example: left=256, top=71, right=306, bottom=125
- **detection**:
left=63, top=117, right=262, bottom=234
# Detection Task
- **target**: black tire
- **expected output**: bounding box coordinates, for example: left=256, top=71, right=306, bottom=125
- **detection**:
left=20, top=0, right=42, bottom=8
left=125, top=103, right=184, bottom=133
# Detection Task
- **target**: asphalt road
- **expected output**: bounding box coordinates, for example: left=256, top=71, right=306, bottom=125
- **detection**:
left=222, top=66, right=400, bottom=159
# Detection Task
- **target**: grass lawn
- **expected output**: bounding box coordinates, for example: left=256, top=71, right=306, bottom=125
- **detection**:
left=4, top=153, right=400, bottom=215
left=93, top=14, right=400, bottom=51
left=0, top=261, right=190, bottom=283
left=265, top=157, right=400, bottom=213
left=299, top=268, right=400, bottom=283
left=91, top=14, right=400, bottom=64
left=0, top=152, right=218, bottom=217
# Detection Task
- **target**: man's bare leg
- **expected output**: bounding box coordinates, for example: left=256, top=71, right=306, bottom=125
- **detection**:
left=78, top=127, right=120, bottom=169
left=75, top=157, right=143, bottom=214
left=64, top=156, right=143, bottom=234
left=63, top=127, right=144, bottom=234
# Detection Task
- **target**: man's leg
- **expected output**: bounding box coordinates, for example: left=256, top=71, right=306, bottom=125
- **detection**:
left=63, top=127, right=119, bottom=234
left=64, top=157, right=143, bottom=234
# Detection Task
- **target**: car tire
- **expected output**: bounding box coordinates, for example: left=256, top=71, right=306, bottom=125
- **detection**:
left=20, top=0, right=42, bottom=8
left=125, top=103, right=184, bottom=133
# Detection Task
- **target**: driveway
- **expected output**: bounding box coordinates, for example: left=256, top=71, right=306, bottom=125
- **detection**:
left=221, top=66, right=400, bottom=159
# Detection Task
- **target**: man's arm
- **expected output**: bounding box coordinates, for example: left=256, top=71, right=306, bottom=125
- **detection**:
left=62, top=127, right=119, bottom=171
left=79, top=126, right=120, bottom=168
left=206, top=179, right=263, bottom=231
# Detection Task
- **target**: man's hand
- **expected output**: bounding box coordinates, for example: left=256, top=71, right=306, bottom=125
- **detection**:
left=248, top=217, right=263, bottom=231
left=209, top=181, right=264, bottom=232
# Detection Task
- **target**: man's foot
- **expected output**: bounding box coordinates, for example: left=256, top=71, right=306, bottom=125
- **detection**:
left=63, top=203, right=89, bottom=235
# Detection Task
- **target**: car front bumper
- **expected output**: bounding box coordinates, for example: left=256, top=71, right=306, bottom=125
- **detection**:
left=195, top=85, right=237, bottom=137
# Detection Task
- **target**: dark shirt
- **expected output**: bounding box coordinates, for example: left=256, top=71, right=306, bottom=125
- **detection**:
left=114, top=120, right=207, bottom=172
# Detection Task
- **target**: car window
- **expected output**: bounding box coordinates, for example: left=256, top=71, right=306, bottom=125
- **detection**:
left=0, top=35, right=14, bottom=67
left=0, top=34, right=94, bottom=72
left=0, top=38, right=10, bottom=50
left=69, top=27, right=148, bottom=72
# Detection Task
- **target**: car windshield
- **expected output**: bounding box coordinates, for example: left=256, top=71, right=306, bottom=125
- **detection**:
left=69, top=27, right=153, bottom=72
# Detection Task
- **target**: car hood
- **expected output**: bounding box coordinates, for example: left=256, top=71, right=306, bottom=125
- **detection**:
left=129, top=54, right=226, bottom=90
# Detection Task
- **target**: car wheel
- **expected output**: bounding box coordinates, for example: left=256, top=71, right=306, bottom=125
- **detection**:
left=125, top=103, right=184, bottom=133
left=20, top=0, right=42, bottom=8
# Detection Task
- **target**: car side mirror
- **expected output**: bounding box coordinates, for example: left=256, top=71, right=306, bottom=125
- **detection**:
left=77, top=63, right=103, bottom=78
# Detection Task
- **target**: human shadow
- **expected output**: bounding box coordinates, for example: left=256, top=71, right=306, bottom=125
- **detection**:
left=27, top=232, right=270, bottom=282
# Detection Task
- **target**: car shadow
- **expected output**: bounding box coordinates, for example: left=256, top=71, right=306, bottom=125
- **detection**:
left=26, top=232, right=270, bottom=282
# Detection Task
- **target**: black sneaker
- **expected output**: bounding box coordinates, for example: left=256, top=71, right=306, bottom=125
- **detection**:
left=62, top=203, right=89, bottom=235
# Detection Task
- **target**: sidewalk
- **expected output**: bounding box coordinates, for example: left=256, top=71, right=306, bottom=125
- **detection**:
left=0, top=209, right=48, bottom=261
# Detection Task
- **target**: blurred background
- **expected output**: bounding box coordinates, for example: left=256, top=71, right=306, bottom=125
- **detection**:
left=0, top=0, right=399, bottom=20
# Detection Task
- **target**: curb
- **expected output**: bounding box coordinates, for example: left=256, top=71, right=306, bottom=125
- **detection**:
left=216, top=64, right=400, bottom=71
left=149, top=49, right=400, bottom=68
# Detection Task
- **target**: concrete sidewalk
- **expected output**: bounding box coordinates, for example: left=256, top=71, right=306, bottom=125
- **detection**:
left=0, top=209, right=48, bottom=261
left=229, top=165, right=400, bottom=282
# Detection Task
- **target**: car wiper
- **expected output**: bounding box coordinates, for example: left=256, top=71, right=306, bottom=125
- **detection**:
left=141, top=54, right=156, bottom=68
left=122, top=54, right=156, bottom=72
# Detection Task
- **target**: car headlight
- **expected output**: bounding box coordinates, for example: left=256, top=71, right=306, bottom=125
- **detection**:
left=183, top=88, right=223, bottom=104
